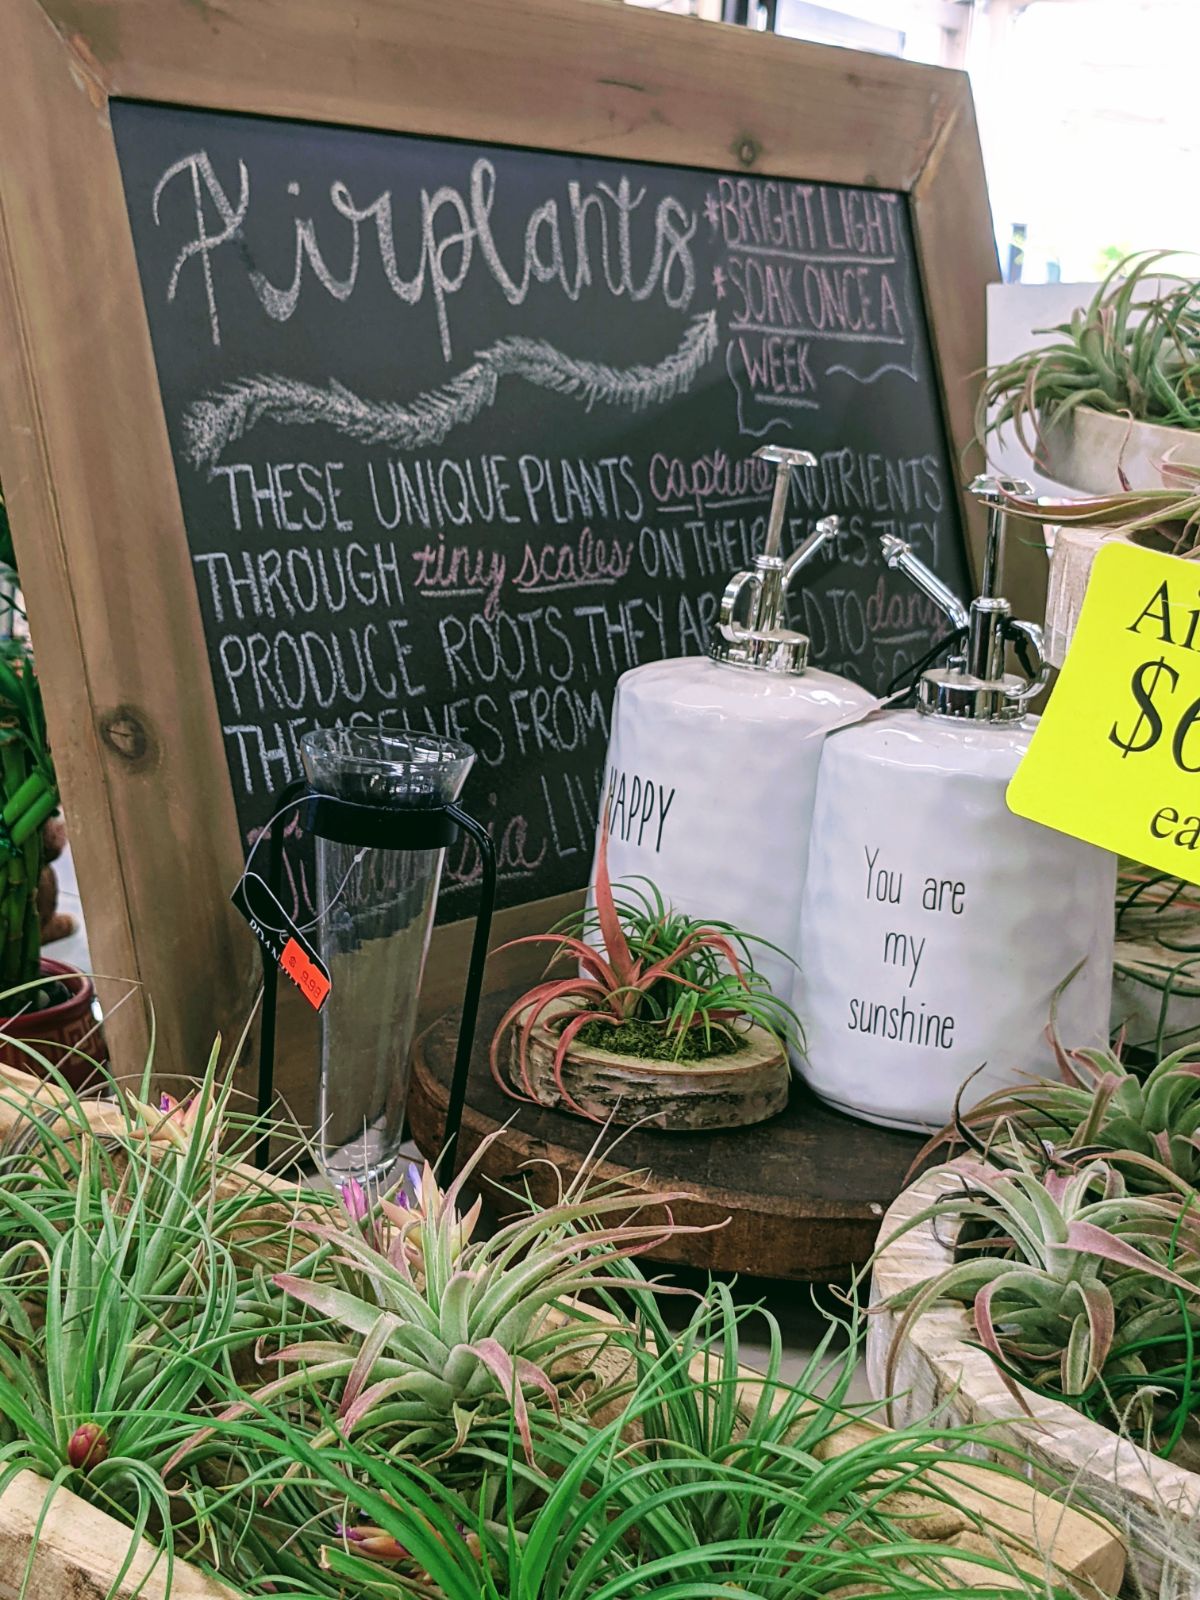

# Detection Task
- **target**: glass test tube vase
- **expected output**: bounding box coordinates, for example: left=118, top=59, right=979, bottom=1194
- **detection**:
left=299, top=728, right=474, bottom=1186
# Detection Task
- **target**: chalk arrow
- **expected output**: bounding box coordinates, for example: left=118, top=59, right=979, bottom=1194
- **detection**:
left=183, top=311, right=719, bottom=468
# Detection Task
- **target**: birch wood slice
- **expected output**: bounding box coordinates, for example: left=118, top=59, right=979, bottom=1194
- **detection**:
left=511, top=1002, right=789, bottom=1130
left=868, top=1165, right=1199, bottom=1597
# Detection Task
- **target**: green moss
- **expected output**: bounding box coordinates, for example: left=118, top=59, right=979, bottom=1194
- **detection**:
left=572, top=1016, right=749, bottom=1063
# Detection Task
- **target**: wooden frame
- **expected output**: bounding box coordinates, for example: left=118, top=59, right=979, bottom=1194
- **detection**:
left=0, top=0, right=999, bottom=1103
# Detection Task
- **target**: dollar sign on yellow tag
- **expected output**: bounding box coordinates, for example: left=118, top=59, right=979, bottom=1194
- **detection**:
left=1108, top=656, right=1178, bottom=759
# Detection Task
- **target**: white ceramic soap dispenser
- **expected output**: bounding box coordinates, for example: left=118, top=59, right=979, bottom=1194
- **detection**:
left=591, top=444, right=878, bottom=1056
left=795, top=477, right=1116, bottom=1130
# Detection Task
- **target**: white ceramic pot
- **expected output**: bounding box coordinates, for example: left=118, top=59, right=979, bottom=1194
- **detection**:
left=594, top=656, right=876, bottom=1064
left=1042, top=406, right=1200, bottom=495
left=870, top=1167, right=1200, bottom=1598
left=795, top=709, right=1116, bottom=1130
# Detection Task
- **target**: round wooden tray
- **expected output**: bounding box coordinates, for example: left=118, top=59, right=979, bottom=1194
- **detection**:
left=408, top=988, right=926, bottom=1281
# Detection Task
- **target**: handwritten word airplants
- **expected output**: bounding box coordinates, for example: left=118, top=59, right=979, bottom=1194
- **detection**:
left=491, top=828, right=800, bottom=1115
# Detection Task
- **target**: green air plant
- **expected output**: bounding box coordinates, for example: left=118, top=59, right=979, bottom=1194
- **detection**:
left=881, top=1151, right=1200, bottom=1465
left=490, top=826, right=801, bottom=1107
left=0, top=481, right=57, bottom=992
left=980, top=249, right=1200, bottom=459
left=917, top=1039, right=1200, bottom=1195
left=197, top=1132, right=707, bottom=1477
left=167, top=1285, right=1096, bottom=1600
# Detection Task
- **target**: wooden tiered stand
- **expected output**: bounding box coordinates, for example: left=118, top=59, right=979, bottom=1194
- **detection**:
left=409, top=987, right=929, bottom=1283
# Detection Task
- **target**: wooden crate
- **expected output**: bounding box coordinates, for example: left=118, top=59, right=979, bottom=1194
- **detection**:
left=870, top=1166, right=1196, bottom=1598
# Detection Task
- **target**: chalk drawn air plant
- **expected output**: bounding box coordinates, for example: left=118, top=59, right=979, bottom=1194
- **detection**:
left=489, top=826, right=801, bottom=1112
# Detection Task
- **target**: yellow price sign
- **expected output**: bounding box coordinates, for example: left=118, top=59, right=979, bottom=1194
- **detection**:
left=1008, top=540, right=1200, bottom=878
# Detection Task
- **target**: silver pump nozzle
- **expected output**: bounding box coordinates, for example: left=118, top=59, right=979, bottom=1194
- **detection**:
left=881, top=534, right=970, bottom=632
left=878, top=477, right=1049, bottom=721
left=710, top=445, right=832, bottom=676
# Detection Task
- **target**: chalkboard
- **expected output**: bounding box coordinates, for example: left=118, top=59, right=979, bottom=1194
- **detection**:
left=110, top=100, right=970, bottom=922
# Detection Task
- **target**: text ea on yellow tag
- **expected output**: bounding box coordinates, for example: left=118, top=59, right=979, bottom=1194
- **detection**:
left=1008, top=540, right=1200, bottom=882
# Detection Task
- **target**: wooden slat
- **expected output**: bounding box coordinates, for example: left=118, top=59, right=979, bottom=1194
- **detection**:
left=0, top=1469, right=238, bottom=1600
left=908, top=72, right=999, bottom=593
left=57, top=0, right=959, bottom=192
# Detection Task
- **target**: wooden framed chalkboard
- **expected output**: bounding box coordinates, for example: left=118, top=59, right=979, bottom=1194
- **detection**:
left=0, top=0, right=1000, bottom=1105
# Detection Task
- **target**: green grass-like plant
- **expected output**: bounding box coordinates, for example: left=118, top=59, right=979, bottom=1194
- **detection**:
left=0, top=1031, right=1115, bottom=1600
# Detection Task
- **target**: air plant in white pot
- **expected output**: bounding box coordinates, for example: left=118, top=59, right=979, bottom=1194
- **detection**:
left=981, top=252, right=1200, bottom=671
left=981, top=250, right=1200, bottom=497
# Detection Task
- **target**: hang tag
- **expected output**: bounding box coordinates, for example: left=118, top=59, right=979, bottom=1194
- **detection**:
left=1009, top=541, right=1200, bottom=884
left=231, top=871, right=331, bottom=1012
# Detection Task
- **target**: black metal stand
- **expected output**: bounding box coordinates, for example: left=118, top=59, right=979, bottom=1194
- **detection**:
left=253, top=779, right=496, bottom=1179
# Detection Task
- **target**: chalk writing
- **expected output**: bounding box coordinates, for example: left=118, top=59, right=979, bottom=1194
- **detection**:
left=112, top=101, right=971, bottom=921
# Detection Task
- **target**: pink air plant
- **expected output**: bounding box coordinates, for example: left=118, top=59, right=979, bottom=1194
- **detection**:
left=334, top=1523, right=410, bottom=1561
left=882, top=1152, right=1200, bottom=1408
left=340, top=1177, right=369, bottom=1224
left=489, top=824, right=789, bottom=1120
left=163, top=1127, right=718, bottom=1480
left=67, top=1422, right=109, bottom=1473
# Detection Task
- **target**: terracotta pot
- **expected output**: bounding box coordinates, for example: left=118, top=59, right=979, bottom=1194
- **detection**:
left=869, top=1166, right=1199, bottom=1597
left=506, top=1001, right=789, bottom=1131
left=0, top=958, right=107, bottom=1089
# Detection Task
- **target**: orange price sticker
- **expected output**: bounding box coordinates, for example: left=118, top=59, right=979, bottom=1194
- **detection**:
left=280, top=937, right=331, bottom=1011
